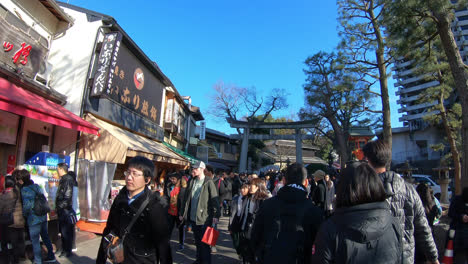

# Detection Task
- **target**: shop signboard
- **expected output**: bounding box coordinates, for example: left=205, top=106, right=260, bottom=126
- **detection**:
left=91, top=36, right=164, bottom=124
left=104, top=44, right=164, bottom=124
left=0, top=15, right=48, bottom=79
left=91, top=32, right=122, bottom=96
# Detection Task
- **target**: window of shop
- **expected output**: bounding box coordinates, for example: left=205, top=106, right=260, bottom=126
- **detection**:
left=25, top=131, right=49, bottom=162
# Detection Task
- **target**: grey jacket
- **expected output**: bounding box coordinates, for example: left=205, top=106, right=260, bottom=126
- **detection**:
left=180, top=176, right=221, bottom=226
left=380, top=171, right=438, bottom=263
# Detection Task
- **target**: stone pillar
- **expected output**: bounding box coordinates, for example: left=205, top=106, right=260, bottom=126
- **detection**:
left=438, top=178, right=451, bottom=204
left=295, top=129, right=303, bottom=164
left=239, top=128, right=249, bottom=173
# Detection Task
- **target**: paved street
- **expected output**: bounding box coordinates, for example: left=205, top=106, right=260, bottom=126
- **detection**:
left=20, top=216, right=238, bottom=264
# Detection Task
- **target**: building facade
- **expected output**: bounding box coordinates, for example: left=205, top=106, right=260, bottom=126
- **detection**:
left=45, top=3, right=200, bottom=226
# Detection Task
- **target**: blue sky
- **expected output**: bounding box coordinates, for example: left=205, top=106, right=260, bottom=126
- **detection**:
left=68, top=0, right=402, bottom=134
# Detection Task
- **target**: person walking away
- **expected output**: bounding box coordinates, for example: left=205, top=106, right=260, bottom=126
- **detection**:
left=324, top=174, right=335, bottom=217
left=311, top=170, right=326, bottom=211
left=362, top=139, right=439, bottom=264
left=180, top=161, right=220, bottom=264
left=271, top=175, right=285, bottom=197
left=251, top=163, right=324, bottom=264
left=0, top=176, right=24, bottom=264
left=415, top=183, right=442, bottom=263
left=238, top=178, right=269, bottom=264
left=312, top=161, right=402, bottom=263
left=416, top=183, right=441, bottom=229
left=8, top=171, right=26, bottom=263
left=218, top=171, right=232, bottom=216
left=166, top=172, right=186, bottom=251
left=17, top=169, right=55, bottom=264
left=55, top=163, right=77, bottom=258
left=448, top=186, right=468, bottom=264
left=230, top=172, right=242, bottom=198
left=96, top=156, right=172, bottom=264
left=229, top=184, right=249, bottom=261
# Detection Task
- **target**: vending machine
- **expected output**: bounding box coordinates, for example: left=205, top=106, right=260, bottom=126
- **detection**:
left=24, top=152, right=70, bottom=220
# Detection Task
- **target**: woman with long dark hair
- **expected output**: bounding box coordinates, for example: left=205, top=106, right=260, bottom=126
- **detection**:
left=416, top=183, right=440, bottom=228
left=312, top=161, right=402, bottom=263
left=239, top=178, right=270, bottom=264
left=165, top=172, right=186, bottom=250
left=415, top=183, right=441, bottom=264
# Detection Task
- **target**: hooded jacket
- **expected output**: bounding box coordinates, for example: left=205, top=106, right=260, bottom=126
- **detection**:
left=380, top=171, right=438, bottom=263
left=251, top=184, right=324, bottom=264
left=96, top=187, right=172, bottom=264
left=312, top=201, right=402, bottom=264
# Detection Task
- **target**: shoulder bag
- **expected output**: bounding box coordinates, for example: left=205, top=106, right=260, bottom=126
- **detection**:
left=32, top=185, right=50, bottom=216
left=104, top=195, right=150, bottom=264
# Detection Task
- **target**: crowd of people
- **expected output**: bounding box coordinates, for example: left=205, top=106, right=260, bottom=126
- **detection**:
left=0, top=163, right=79, bottom=264
left=1, top=139, right=468, bottom=264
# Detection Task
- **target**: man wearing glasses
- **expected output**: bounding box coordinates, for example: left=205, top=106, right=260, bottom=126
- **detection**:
left=180, top=161, right=220, bottom=264
left=96, top=156, right=172, bottom=264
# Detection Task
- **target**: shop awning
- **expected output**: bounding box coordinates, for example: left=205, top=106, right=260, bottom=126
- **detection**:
left=0, top=77, right=99, bottom=135
left=79, top=114, right=189, bottom=166
left=162, top=142, right=200, bottom=165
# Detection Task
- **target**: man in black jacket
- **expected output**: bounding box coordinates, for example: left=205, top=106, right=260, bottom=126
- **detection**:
left=218, top=171, right=232, bottom=216
left=362, top=140, right=439, bottom=264
left=96, top=156, right=172, bottom=264
left=251, top=163, right=324, bottom=264
left=56, top=163, right=77, bottom=258
left=311, top=169, right=326, bottom=211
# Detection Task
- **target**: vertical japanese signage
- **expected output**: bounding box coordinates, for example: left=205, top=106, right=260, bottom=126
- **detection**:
left=199, top=121, right=206, bottom=140
left=165, top=99, right=174, bottom=123
left=91, top=32, right=122, bottom=96
left=173, top=102, right=180, bottom=126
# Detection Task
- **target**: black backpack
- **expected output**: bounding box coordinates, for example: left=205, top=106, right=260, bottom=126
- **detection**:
left=32, top=185, right=50, bottom=216
left=263, top=199, right=309, bottom=264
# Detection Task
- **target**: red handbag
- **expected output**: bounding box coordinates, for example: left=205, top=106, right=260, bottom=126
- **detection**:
left=202, top=226, right=219, bottom=246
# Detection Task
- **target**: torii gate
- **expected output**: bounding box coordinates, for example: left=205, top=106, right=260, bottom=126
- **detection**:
left=227, top=118, right=316, bottom=172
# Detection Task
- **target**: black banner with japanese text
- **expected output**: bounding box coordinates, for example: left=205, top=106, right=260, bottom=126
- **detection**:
left=91, top=32, right=122, bottom=96
left=103, top=44, right=164, bottom=124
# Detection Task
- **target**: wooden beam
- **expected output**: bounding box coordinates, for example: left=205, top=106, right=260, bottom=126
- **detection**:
left=226, top=118, right=316, bottom=129
left=230, top=134, right=315, bottom=140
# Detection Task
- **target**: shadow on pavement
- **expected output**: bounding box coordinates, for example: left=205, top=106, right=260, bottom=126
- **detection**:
left=171, top=216, right=240, bottom=264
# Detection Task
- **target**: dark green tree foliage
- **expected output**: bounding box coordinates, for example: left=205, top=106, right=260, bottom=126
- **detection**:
left=300, top=51, right=375, bottom=168
left=337, top=0, right=393, bottom=151
left=392, top=20, right=462, bottom=195
left=383, top=0, right=467, bottom=193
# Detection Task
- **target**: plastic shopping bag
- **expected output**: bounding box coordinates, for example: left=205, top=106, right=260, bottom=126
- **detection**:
left=202, top=226, right=219, bottom=246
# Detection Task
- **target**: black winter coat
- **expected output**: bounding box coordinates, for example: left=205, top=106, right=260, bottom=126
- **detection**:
left=380, top=171, right=438, bottom=263
left=219, top=178, right=232, bottom=201
left=312, top=202, right=402, bottom=264
left=55, top=173, right=76, bottom=212
left=231, top=176, right=242, bottom=197
left=96, top=187, right=172, bottom=264
left=448, top=195, right=468, bottom=250
left=251, top=184, right=324, bottom=264
left=312, top=179, right=326, bottom=210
